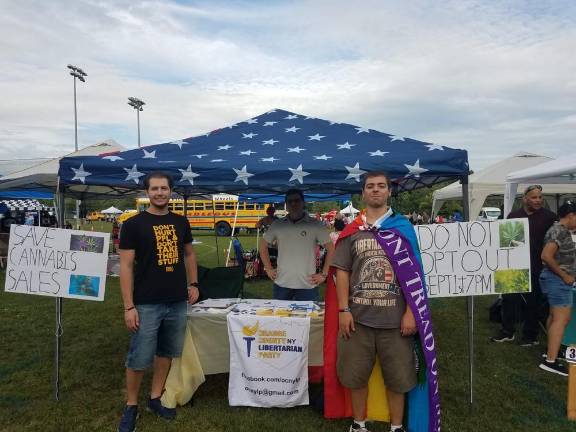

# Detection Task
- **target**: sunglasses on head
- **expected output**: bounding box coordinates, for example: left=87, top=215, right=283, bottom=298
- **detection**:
left=524, top=185, right=542, bottom=195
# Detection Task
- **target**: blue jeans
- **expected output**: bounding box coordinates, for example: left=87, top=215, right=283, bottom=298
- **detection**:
left=273, top=283, right=319, bottom=301
left=540, top=268, right=573, bottom=308
left=125, top=301, right=187, bottom=370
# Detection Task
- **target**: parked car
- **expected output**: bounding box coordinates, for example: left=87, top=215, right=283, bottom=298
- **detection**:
left=478, top=207, right=501, bottom=221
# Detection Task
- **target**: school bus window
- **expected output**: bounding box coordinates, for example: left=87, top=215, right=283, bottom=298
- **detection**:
left=245, top=204, right=255, bottom=210
left=205, top=203, right=213, bottom=210
left=257, top=204, right=266, bottom=210
left=215, top=203, right=224, bottom=210
left=225, top=203, right=235, bottom=210
left=194, top=203, right=204, bottom=210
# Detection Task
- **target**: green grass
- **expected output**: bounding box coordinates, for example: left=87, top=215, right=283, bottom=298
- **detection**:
left=1, top=232, right=575, bottom=431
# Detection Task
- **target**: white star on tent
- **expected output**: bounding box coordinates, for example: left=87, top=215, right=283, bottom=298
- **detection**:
left=193, top=154, right=208, bottom=159
left=261, top=157, right=279, bottom=162
left=304, top=116, right=315, bottom=120
left=71, top=163, right=91, bottom=183
left=102, top=155, right=123, bottom=161
left=355, top=127, right=370, bottom=134
left=263, top=121, right=277, bottom=126
left=314, top=155, right=332, bottom=160
left=262, top=139, right=279, bottom=146
left=211, top=159, right=226, bottom=163
left=266, top=109, right=277, bottom=114
left=288, top=164, right=310, bottom=184
left=404, top=159, right=429, bottom=177
left=178, top=165, right=200, bottom=185
left=233, top=165, right=254, bottom=185
left=329, top=121, right=340, bottom=125
left=345, top=162, right=367, bottom=182
left=227, top=124, right=238, bottom=129
left=285, top=114, right=298, bottom=120
left=170, top=140, right=186, bottom=149
left=425, top=143, right=444, bottom=151
left=240, top=150, right=257, bottom=156
left=337, top=142, right=356, bottom=150
left=218, top=145, right=232, bottom=150
left=245, top=118, right=258, bottom=124
left=285, top=126, right=300, bottom=133
left=242, top=133, right=257, bottom=139
left=124, top=164, right=145, bottom=184
left=308, top=133, right=325, bottom=141
left=369, top=150, right=389, bottom=157
left=390, top=135, right=405, bottom=141
left=142, top=149, right=156, bottom=159
left=287, top=146, right=306, bottom=153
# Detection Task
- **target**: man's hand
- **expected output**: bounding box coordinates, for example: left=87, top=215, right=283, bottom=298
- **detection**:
left=339, top=312, right=355, bottom=339
left=265, top=267, right=277, bottom=280
left=401, top=307, right=417, bottom=337
left=562, top=274, right=576, bottom=286
left=308, top=273, right=327, bottom=286
left=124, top=309, right=139, bottom=333
left=188, top=286, right=200, bottom=304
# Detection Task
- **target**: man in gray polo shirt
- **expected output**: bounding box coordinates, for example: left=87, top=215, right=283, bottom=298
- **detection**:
left=259, top=189, right=334, bottom=301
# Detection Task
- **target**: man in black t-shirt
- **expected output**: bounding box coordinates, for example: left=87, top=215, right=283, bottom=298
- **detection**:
left=117, top=172, right=199, bottom=432
left=491, top=185, right=556, bottom=346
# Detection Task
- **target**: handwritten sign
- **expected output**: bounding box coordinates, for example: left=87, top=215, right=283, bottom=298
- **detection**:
left=415, top=219, right=531, bottom=298
left=4, top=225, right=109, bottom=301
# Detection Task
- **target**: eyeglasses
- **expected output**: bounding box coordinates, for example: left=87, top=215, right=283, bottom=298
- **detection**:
left=524, top=185, right=542, bottom=195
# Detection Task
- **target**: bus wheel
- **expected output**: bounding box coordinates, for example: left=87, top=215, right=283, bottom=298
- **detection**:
left=215, top=221, right=232, bottom=237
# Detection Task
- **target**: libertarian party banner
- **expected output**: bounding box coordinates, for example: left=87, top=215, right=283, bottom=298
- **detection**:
left=227, top=313, right=310, bottom=407
left=415, top=218, right=531, bottom=298
left=4, top=225, right=109, bottom=301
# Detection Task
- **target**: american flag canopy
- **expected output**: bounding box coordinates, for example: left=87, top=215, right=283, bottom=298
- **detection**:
left=58, top=109, right=468, bottom=198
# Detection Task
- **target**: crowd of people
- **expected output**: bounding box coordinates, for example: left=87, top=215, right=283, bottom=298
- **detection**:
left=114, top=170, right=575, bottom=432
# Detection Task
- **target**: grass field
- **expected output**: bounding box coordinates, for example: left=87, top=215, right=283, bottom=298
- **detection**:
left=1, top=230, right=574, bottom=431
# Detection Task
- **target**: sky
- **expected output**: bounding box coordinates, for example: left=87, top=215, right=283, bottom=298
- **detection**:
left=0, top=0, right=574, bottom=173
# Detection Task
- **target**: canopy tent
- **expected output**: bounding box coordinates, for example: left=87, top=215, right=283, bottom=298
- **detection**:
left=0, top=140, right=124, bottom=194
left=504, top=152, right=576, bottom=216
left=432, top=152, right=575, bottom=220
left=340, top=203, right=359, bottom=216
left=0, top=190, right=53, bottom=199
left=58, top=109, right=469, bottom=198
left=101, top=206, right=123, bottom=214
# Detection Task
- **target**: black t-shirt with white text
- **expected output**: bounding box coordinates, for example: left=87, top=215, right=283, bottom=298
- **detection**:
left=119, top=211, right=193, bottom=304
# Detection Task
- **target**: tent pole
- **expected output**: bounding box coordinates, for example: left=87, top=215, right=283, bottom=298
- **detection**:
left=225, top=200, right=240, bottom=266
left=212, top=197, right=220, bottom=265
left=55, top=186, right=66, bottom=401
left=461, top=175, right=474, bottom=412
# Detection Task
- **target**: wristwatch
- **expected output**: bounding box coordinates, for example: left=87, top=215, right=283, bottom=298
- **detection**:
left=188, top=282, right=199, bottom=288
left=338, top=307, right=351, bottom=313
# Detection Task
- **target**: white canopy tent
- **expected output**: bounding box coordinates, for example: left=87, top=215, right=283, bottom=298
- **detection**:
left=340, top=203, right=359, bottom=216
left=101, top=206, right=123, bottom=214
left=504, top=153, right=576, bottom=216
left=432, top=152, right=575, bottom=220
left=0, top=140, right=124, bottom=193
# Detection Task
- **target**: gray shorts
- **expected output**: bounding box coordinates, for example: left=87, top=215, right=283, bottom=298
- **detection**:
left=337, top=322, right=417, bottom=393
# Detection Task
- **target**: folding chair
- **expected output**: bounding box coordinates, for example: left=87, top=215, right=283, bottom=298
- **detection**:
left=197, top=265, right=244, bottom=300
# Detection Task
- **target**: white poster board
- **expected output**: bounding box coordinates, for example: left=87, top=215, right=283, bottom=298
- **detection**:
left=415, top=219, right=531, bottom=298
left=227, top=313, right=310, bottom=408
left=4, top=225, right=109, bottom=301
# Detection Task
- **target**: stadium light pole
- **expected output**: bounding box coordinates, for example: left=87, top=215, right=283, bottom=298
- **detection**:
left=127, top=97, right=145, bottom=148
left=67, top=65, right=87, bottom=152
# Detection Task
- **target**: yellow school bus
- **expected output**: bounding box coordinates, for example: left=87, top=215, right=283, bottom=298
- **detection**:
left=131, top=195, right=268, bottom=236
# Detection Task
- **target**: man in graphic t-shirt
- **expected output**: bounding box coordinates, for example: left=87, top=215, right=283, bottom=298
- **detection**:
left=332, top=172, right=417, bottom=432
left=117, top=172, right=199, bottom=432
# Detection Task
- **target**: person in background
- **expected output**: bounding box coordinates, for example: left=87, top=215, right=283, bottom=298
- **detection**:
left=331, top=217, right=346, bottom=245
left=259, top=189, right=334, bottom=301
left=491, top=185, right=557, bottom=346
left=539, top=201, right=576, bottom=376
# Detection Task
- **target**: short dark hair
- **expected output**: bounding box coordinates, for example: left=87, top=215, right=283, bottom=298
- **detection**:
left=523, top=185, right=542, bottom=196
left=285, top=189, right=304, bottom=202
left=143, top=171, right=174, bottom=190
left=334, top=218, right=346, bottom=231
left=558, top=201, right=576, bottom=218
left=362, top=171, right=391, bottom=190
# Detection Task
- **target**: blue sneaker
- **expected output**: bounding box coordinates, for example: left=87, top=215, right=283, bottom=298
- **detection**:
left=118, top=405, right=138, bottom=432
left=147, top=397, right=176, bottom=420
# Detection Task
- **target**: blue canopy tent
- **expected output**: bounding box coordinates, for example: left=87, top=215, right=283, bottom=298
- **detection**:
left=58, top=109, right=468, bottom=198
left=54, top=109, right=475, bottom=414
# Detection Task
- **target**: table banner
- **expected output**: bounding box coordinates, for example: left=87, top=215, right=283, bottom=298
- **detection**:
left=4, top=224, right=109, bottom=301
left=415, top=218, right=531, bottom=298
left=227, top=313, right=310, bottom=407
